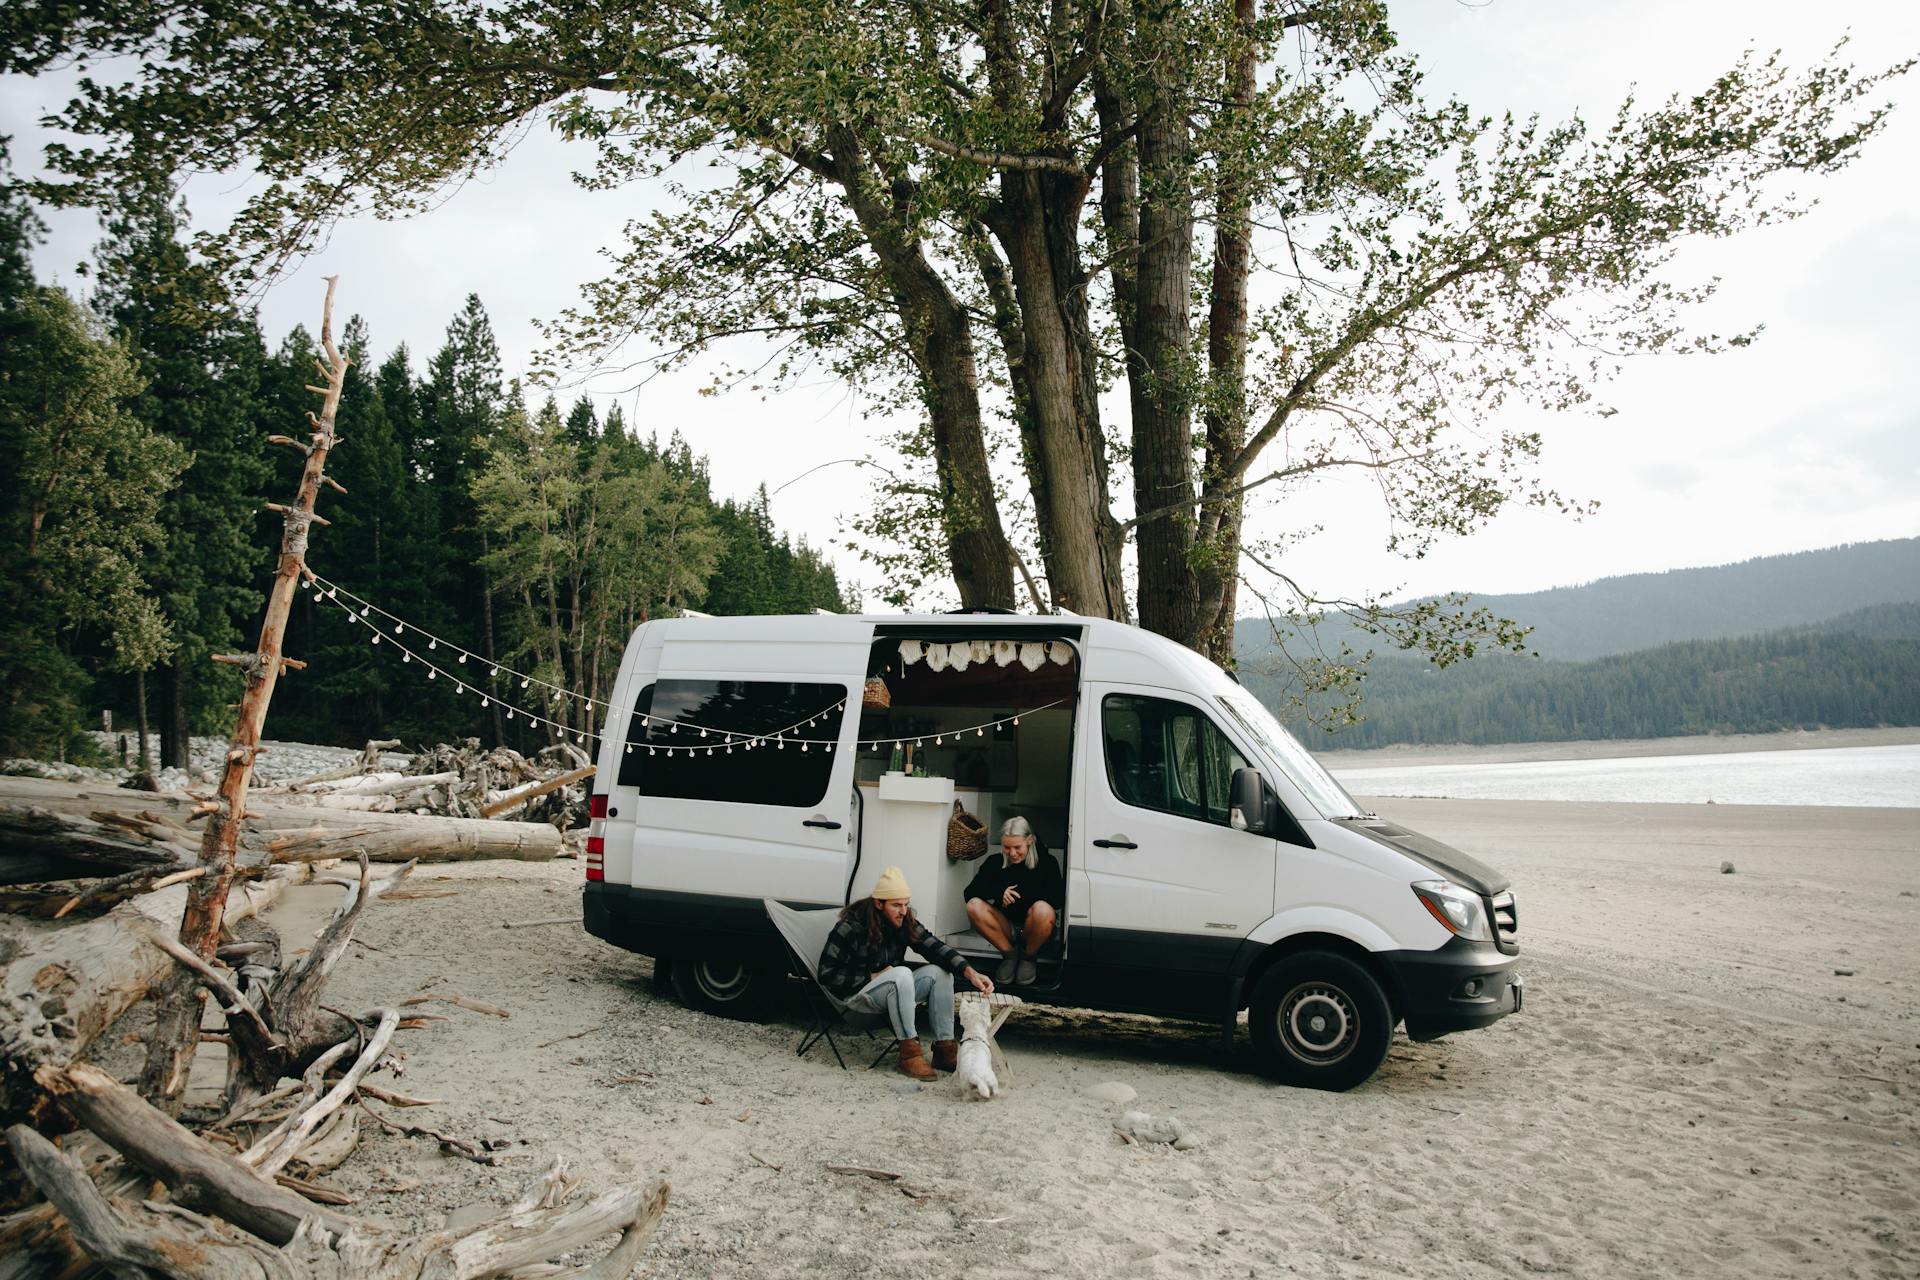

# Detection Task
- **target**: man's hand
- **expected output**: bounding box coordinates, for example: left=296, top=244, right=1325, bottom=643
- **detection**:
left=1001, top=886, right=1021, bottom=908
left=965, top=966, right=994, bottom=996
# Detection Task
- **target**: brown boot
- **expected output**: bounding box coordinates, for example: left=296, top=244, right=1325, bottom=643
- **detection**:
left=897, top=1039, right=936, bottom=1081
left=931, top=1039, right=959, bottom=1072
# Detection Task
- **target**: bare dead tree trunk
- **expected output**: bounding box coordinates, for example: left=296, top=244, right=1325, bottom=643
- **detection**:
left=139, top=277, right=350, bottom=1114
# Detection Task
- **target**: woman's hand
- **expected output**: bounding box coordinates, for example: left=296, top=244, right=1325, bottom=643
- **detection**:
left=1000, top=886, right=1021, bottom=908
left=965, top=967, right=994, bottom=996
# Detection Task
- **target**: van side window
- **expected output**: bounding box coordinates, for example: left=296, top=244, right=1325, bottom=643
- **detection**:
left=1102, top=694, right=1250, bottom=826
left=616, top=679, right=848, bottom=806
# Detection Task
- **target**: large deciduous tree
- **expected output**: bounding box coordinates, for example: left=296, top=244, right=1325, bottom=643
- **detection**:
left=8, top=2, right=1905, bottom=667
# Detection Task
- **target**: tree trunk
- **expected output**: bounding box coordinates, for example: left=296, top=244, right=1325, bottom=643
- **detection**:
left=986, top=173, right=1128, bottom=620
left=1196, top=0, right=1259, bottom=666
left=140, top=279, right=350, bottom=1115
left=1125, top=2, right=1202, bottom=648
left=160, top=663, right=188, bottom=771
left=823, top=130, right=1017, bottom=611
left=134, top=669, right=151, bottom=773
left=480, top=531, right=503, bottom=745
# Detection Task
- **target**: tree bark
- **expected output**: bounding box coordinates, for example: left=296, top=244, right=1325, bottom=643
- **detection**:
left=134, top=669, right=151, bottom=773
left=1125, top=1, right=1202, bottom=647
left=1196, top=0, right=1259, bottom=665
left=141, top=278, right=350, bottom=1114
left=161, top=662, right=188, bottom=771
left=823, top=130, right=1017, bottom=610
left=975, top=6, right=1126, bottom=621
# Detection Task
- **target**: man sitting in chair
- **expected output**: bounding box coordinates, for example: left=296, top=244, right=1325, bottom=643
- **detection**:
left=964, top=816, right=1063, bottom=986
left=820, top=866, right=994, bottom=1080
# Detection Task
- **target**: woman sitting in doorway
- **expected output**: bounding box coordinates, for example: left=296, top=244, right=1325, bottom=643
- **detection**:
left=965, top=816, right=1064, bottom=986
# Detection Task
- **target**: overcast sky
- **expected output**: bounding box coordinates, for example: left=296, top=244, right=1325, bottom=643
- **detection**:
left=6, top=0, right=1917, bottom=612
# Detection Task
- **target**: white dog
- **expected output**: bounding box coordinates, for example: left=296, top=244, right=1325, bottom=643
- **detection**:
left=952, top=998, right=1000, bottom=1100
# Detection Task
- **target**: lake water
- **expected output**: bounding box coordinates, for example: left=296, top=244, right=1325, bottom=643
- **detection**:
left=1330, top=743, right=1920, bottom=808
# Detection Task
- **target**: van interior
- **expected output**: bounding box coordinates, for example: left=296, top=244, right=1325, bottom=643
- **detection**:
left=853, top=631, right=1080, bottom=985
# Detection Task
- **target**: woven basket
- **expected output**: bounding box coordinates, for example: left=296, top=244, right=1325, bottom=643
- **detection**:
left=946, top=800, right=989, bottom=860
left=861, top=677, right=891, bottom=711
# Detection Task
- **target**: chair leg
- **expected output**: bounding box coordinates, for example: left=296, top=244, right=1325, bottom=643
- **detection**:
left=867, top=1038, right=899, bottom=1071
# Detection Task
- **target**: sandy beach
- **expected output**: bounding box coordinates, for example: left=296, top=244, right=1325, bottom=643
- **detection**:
left=241, top=796, right=1918, bottom=1279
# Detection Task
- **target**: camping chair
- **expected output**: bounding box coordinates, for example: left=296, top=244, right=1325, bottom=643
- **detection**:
left=763, top=900, right=897, bottom=1070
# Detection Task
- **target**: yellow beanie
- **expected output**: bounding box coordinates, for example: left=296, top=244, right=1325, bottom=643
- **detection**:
left=870, top=865, right=911, bottom=901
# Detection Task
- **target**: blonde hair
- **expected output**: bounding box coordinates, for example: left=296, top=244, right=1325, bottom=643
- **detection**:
left=999, top=815, right=1036, bottom=869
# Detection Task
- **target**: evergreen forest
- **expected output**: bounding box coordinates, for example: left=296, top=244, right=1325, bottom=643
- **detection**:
left=0, top=172, right=849, bottom=767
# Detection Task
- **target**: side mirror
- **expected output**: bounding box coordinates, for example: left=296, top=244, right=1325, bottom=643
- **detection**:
left=1229, top=768, right=1271, bottom=835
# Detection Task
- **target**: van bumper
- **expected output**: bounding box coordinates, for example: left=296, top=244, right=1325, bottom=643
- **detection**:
left=1382, top=936, right=1523, bottom=1041
left=582, top=881, right=786, bottom=963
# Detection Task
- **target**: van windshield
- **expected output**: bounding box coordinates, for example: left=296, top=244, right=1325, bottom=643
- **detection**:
left=1216, top=692, right=1365, bottom=819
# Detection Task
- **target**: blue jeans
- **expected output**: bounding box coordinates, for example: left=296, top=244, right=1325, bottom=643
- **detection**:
left=848, top=964, right=954, bottom=1042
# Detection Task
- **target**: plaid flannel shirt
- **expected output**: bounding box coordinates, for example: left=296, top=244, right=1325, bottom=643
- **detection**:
left=818, top=911, right=971, bottom=1001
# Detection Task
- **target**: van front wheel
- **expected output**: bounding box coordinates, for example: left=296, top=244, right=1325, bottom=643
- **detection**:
left=669, top=954, right=780, bottom=1021
left=1249, top=951, right=1393, bottom=1091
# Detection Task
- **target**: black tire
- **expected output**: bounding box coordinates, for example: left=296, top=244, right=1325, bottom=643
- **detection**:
left=668, top=953, right=781, bottom=1021
left=1248, top=950, right=1394, bottom=1091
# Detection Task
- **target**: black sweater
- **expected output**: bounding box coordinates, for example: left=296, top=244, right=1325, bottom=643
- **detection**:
left=963, top=851, right=1063, bottom=912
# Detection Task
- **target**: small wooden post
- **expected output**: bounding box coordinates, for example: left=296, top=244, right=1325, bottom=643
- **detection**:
left=139, top=278, right=350, bottom=1113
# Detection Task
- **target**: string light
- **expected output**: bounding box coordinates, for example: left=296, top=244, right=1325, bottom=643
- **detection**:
left=310, top=576, right=1064, bottom=759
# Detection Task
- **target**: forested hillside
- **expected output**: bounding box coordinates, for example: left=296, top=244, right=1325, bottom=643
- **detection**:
left=1236, top=538, right=1920, bottom=665
left=0, top=171, right=848, bottom=764
left=1247, top=603, right=1920, bottom=749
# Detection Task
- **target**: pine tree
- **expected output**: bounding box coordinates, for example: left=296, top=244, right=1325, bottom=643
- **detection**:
left=89, top=191, right=270, bottom=767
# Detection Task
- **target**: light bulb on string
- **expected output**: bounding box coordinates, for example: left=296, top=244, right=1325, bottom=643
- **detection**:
left=358, top=605, right=368, bottom=616
left=490, top=667, right=499, bottom=677
left=428, top=670, right=436, bottom=679
left=521, top=678, right=530, bottom=688
left=480, top=698, right=489, bottom=708
left=402, top=652, right=409, bottom=662
left=372, top=635, right=381, bottom=645
left=428, top=640, right=437, bottom=651
left=458, top=654, right=467, bottom=664
left=394, top=623, right=404, bottom=635
left=626, top=744, right=633, bottom=753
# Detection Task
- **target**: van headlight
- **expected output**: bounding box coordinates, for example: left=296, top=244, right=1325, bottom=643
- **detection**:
left=1411, top=880, right=1494, bottom=942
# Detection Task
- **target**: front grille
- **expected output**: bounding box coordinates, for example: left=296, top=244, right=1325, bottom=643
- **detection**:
left=1490, top=890, right=1518, bottom=954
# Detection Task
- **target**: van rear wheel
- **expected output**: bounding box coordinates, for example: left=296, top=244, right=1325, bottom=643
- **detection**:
left=669, top=954, right=780, bottom=1021
left=1249, top=951, right=1393, bottom=1091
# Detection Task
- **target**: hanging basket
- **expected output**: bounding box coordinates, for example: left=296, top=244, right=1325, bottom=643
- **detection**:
left=946, top=799, right=989, bottom=861
left=862, top=678, right=892, bottom=711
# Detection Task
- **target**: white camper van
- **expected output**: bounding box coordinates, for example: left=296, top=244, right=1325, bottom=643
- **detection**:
left=583, top=612, right=1520, bottom=1090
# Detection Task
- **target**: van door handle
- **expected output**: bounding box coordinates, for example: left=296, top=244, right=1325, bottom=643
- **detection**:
left=803, top=817, right=843, bottom=830
left=1093, top=837, right=1136, bottom=850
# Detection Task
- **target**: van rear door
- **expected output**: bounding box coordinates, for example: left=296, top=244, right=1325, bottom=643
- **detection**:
left=610, top=618, right=872, bottom=909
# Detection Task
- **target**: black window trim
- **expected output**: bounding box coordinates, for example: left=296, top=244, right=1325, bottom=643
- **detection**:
left=1099, top=690, right=1275, bottom=831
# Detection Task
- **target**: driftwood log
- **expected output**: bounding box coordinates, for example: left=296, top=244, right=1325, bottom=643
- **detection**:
left=3, top=849, right=666, bottom=1277
left=1, top=870, right=293, bottom=1127
left=0, top=779, right=563, bottom=876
